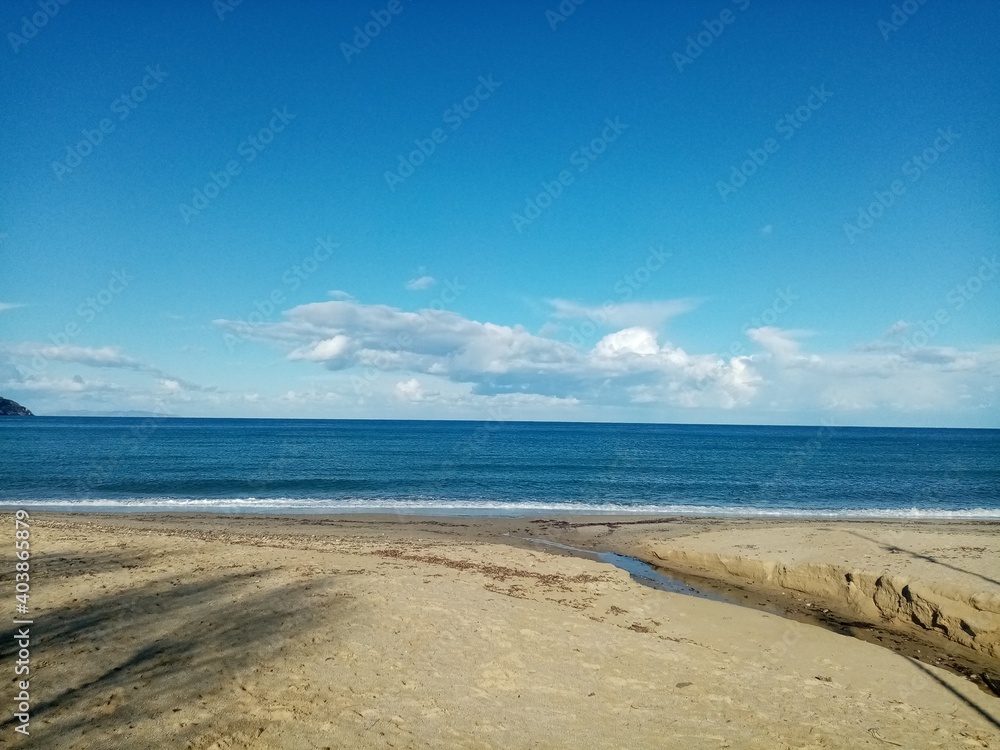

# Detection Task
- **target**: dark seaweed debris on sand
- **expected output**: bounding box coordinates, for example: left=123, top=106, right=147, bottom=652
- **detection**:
left=374, top=548, right=604, bottom=588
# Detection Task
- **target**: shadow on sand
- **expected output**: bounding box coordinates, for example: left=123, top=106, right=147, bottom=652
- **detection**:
left=904, top=657, right=1000, bottom=731
left=844, top=529, right=1000, bottom=590
left=0, top=551, right=343, bottom=747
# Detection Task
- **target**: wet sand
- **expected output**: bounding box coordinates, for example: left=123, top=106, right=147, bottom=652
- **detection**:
left=2, top=512, right=999, bottom=749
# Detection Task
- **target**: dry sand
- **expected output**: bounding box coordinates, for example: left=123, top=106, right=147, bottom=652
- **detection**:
left=2, top=513, right=999, bottom=749
left=643, top=523, right=1000, bottom=657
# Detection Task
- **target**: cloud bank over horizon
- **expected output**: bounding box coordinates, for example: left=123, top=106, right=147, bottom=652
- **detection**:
left=3, top=294, right=995, bottom=427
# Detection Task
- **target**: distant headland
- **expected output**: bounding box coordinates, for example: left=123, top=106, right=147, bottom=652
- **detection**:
left=0, top=397, right=33, bottom=416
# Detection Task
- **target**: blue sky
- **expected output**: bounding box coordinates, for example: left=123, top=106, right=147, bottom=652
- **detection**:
left=1, top=0, right=998, bottom=426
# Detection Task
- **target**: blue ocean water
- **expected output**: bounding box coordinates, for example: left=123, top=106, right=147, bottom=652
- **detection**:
left=1, top=417, right=998, bottom=518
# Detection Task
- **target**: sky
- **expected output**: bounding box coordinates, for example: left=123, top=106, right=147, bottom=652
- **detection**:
left=1, top=1, right=998, bottom=426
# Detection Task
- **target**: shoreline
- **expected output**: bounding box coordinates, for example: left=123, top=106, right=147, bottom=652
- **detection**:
left=7, top=511, right=1000, bottom=747
left=7, top=504, right=1000, bottom=520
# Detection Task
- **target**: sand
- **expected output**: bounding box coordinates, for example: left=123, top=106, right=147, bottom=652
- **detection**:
left=642, top=523, right=1000, bottom=658
left=2, top=513, right=999, bottom=749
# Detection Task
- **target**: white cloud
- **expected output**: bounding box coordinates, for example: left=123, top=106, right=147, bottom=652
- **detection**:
left=593, top=327, right=660, bottom=357
left=210, top=301, right=998, bottom=420
left=388, top=376, right=579, bottom=411
left=5, top=343, right=145, bottom=369
left=2, top=343, right=218, bottom=393
left=394, top=378, right=424, bottom=401
left=215, top=300, right=759, bottom=410
left=548, top=298, right=700, bottom=329
left=289, top=334, right=352, bottom=364
left=405, top=275, right=436, bottom=291
left=278, top=389, right=345, bottom=406
left=0, top=303, right=25, bottom=313
left=159, top=379, right=182, bottom=393
left=747, top=326, right=813, bottom=361
left=743, top=326, right=1000, bottom=415
left=1, top=375, right=124, bottom=394
left=760, top=224, right=774, bottom=236
left=627, top=353, right=760, bottom=409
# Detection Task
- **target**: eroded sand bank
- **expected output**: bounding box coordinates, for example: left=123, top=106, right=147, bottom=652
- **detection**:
left=2, top=513, right=998, bottom=749
left=642, top=523, right=1000, bottom=661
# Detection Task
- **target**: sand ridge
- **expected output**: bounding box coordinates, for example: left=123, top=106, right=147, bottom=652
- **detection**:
left=639, top=524, right=1000, bottom=662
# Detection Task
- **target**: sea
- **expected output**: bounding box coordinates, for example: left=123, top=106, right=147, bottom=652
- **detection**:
left=1, top=417, right=998, bottom=518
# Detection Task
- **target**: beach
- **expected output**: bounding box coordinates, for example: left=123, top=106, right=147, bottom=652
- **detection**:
left=3, top=513, right=1000, bottom=749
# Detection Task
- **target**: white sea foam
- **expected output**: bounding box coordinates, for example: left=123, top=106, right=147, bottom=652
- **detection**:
left=1, top=497, right=998, bottom=519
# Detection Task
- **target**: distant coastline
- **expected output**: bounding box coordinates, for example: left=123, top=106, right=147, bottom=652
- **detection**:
left=0, top=396, right=32, bottom=416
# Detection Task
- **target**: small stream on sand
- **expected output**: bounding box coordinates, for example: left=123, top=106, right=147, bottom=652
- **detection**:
left=520, top=537, right=733, bottom=602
